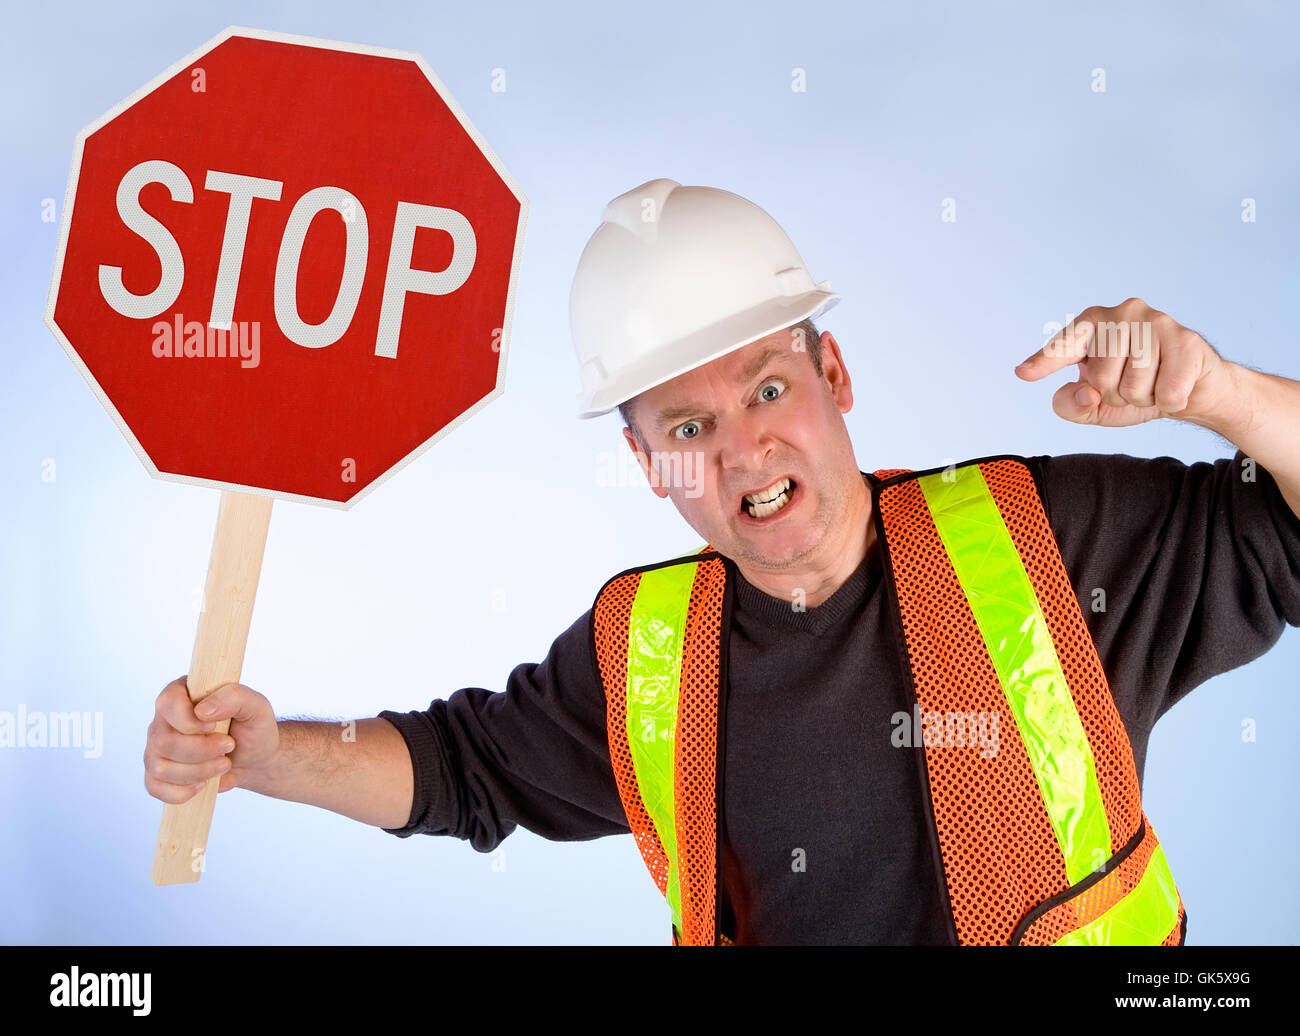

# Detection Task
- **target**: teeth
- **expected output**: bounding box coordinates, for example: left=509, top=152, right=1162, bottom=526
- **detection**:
left=745, top=478, right=793, bottom=518
left=744, top=477, right=790, bottom=505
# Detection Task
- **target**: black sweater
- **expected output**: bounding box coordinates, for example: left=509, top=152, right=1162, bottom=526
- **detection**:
left=378, top=451, right=1300, bottom=944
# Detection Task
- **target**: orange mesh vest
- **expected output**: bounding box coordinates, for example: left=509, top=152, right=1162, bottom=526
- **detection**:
left=590, top=456, right=1187, bottom=946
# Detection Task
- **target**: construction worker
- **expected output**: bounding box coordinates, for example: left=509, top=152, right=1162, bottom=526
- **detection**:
left=143, top=180, right=1300, bottom=945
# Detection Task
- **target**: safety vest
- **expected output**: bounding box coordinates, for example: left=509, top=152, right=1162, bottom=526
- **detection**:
left=590, top=455, right=1187, bottom=946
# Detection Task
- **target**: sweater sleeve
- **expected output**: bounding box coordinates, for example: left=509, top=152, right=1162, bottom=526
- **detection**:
left=1030, top=448, right=1300, bottom=740
left=375, top=608, right=630, bottom=851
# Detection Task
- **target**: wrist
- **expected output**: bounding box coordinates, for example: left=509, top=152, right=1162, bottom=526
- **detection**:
left=239, top=722, right=295, bottom=796
left=1185, top=359, right=1258, bottom=442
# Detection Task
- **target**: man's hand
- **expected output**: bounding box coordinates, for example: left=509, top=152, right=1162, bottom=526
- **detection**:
left=1014, top=296, right=1300, bottom=521
left=1013, top=297, right=1239, bottom=429
left=143, top=677, right=280, bottom=803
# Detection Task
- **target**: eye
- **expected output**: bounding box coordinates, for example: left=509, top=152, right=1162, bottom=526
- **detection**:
left=673, top=419, right=703, bottom=441
left=757, top=379, right=786, bottom=402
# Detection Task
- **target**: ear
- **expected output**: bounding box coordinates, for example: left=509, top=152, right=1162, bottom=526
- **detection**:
left=622, top=426, right=670, bottom=500
left=820, top=331, right=854, bottom=414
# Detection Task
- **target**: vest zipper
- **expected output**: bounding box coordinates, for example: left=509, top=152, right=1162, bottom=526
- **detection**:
left=870, top=474, right=962, bottom=946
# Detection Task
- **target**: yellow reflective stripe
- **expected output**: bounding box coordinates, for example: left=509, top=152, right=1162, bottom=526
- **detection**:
left=917, top=467, right=1111, bottom=885
left=625, top=562, right=696, bottom=932
left=1053, top=844, right=1181, bottom=945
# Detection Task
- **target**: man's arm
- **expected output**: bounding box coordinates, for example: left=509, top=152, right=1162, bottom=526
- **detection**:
left=375, top=608, right=630, bottom=850
left=1186, top=363, right=1300, bottom=520
left=145, top=609, right=627, bottom=849
left=144, top=678, right=415, bottom=830
left=239, top=717, right=414, bottom=830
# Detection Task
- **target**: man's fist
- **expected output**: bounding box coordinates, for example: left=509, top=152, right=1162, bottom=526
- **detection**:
left=143, top=677, right=279, bottom=804
left=1014, top=297, right=1238, bottom=429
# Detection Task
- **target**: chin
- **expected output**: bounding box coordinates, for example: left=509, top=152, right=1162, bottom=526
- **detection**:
left=739, top=531, right=820, bottom=568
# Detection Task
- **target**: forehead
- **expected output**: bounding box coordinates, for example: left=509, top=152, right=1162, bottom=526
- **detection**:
left=640, top=332, right=804, bottom=427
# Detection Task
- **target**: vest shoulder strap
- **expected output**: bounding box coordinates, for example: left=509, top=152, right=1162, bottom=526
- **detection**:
left=591, top=550, right=728, bottom=946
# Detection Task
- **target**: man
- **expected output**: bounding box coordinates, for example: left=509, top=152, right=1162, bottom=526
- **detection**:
left=143, top=181, right=1300, bottom=945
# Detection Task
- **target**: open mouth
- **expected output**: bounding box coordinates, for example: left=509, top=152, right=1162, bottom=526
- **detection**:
left=741, top=476, right=797, bottom=519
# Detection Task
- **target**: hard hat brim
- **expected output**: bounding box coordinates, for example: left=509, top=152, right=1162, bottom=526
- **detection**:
left=576, top=288, right=840, bottom=420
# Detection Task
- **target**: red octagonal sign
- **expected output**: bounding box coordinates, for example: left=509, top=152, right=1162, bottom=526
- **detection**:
left=46, top=27, right=528, bottom=507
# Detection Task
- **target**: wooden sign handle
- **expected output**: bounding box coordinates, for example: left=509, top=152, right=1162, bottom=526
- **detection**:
left=152, top=490, right=273, bottom=885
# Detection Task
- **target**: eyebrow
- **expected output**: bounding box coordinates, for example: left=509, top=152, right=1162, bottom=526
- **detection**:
left=651, top=347, right=790, bottom=431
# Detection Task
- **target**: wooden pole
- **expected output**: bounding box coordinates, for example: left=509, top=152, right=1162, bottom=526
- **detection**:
left=152, top=489, right=274, bottom=885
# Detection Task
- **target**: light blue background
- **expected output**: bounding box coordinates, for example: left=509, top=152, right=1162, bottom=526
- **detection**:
left=2, top=0, right=1296, bottom=945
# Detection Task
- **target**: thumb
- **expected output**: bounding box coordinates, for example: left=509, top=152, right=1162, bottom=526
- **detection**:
left=194, top=683, right=257, bottom=725
left=1051, top=380, right=1102, bottom=424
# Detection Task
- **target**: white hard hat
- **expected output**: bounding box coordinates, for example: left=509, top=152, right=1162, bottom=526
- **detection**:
left=569, top=178, right=840, bottom=419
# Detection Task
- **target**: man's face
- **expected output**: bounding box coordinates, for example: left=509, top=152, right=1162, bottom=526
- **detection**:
left=622, top=326, right=862, bottom=574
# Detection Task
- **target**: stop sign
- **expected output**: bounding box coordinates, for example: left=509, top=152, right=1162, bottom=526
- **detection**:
left=46, top=26, right=527, bottom=506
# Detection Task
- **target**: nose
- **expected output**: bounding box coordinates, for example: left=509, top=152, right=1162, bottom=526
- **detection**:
left=718, top=405, right=774, bottom=478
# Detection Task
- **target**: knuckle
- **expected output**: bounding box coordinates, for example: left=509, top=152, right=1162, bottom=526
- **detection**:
left=163, top=757, right=220, bottom=785
left=145, top=775, right=189, bottom=804
left=165, top=730, right=217, bottom=764
left=154, top=758, right=190, bottom=785
left=1155, top=383, right=1185, bottom=407
left=150, top=726, right=177, bottom=754
left=169, top=783, right=197, bottom=804
left=150, top=758, right=174, bottom=783
left=162, top=700, right=203, bottom=735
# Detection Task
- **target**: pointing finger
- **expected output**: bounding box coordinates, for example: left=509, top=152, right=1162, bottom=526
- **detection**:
left=1015, top=320, right=1094, bottom=381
